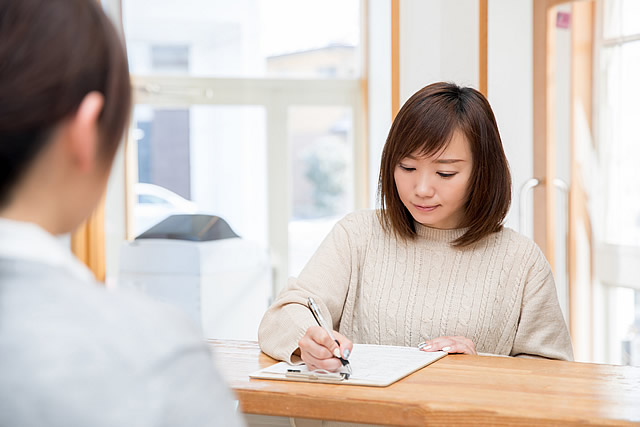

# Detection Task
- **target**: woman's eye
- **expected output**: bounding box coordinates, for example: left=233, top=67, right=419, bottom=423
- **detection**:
left=399, top=165, right=415, bottom=171
left=437, top=172, right=457, bottom=178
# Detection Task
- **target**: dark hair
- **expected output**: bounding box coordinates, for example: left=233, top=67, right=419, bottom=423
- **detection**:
left=0, top=0, right=131, bottom=207
left=377, top=82, right=511, bottom=247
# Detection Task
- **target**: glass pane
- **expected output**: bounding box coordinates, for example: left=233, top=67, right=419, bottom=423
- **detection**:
left=600, top=41, right=640, bottom=246
left=132, top=104, right=268, bottom=248
left=610, top=287, right=640, bottom=366
left=288, top=106, right=354, bottom=276
left=603, top=0, right=640, bottom=39
left=622, top=289, right=640, bottom=365
left=123, top=0, right=361, bottom=79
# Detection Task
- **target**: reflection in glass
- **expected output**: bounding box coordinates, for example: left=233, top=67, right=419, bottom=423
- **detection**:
left=131, top=105, right=268, bottom=247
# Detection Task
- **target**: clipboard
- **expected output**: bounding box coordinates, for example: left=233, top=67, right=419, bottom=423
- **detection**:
left=250, top=343, right=447, bottom=387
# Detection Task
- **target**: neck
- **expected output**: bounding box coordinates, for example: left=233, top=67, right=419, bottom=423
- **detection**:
left=414, top=221, right=468, bottom=243
left=0, top=162, right=77, bottom=236
left=0, top=195, right=64, bottom=235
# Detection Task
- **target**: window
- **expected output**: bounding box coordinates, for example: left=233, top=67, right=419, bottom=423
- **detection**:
left=120, top=0, right=366, bottom=297
left=123, top=0, right=361, bottom=79
left=288, top=105, right=355, bottom=275
left=151, top=45, right=189, bottom=72
left=130, top=104, right=268, bottom=243
left=596, top=0, right=640, bottom=365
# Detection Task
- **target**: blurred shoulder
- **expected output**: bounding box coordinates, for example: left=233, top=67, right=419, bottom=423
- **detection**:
left=0, top=262, right=239, bottom=427
left=96, top=283, right=206, bottom=356
left=2, top=262, right=206, bottom=366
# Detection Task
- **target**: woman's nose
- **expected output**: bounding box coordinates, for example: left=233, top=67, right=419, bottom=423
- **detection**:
left=415, top=174, right=435, bottom=198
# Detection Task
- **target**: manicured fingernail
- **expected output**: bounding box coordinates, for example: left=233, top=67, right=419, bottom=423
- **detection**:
left=420, top=345, right=432, bottom=351
left=441, top=346, right=451, bottom=352
left=343, top=349, right=350, bottom=359
left=333, top=348, right=342, bottom=358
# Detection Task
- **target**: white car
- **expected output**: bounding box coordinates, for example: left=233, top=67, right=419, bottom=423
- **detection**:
left=134, top=183, right=198, bottom=236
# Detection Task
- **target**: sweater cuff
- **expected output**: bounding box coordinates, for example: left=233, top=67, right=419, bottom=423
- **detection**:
left=259, top=302, right=318, bottom=364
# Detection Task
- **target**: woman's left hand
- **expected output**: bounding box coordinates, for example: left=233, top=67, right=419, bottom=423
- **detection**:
left=418, top=336, right=477, bottom=355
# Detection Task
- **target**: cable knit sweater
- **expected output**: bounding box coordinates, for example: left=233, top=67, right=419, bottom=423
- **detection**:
left=259, top=210, right=573, bottom=363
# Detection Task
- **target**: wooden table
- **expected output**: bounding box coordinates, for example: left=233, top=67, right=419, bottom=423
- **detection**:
left=208, top=340, right=640, bottom=426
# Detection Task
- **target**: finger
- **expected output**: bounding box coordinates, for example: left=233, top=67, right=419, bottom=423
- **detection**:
left=448, top=336, right=477, bottom=355
left=307, top=326, right=343, bottom=359
left=299, top=327, right=334, bottom=360
left=333, top=331, right=353, bottom=359
left=299, top=341, right=333, bottom=361
left=301, top=350, right=344, bottom=372
left=420, top=337, right=456, bottom=352
left=420, top=336, right=477, bottom=354
left=312, top=327, right=342, bottom=357
left=418, top=337, right=452, bottom=352
left=299, top=333, right=335, bottom=368
left=460, top=339, right=477, bottom=355
left=448, top=343, right=475, bottom=354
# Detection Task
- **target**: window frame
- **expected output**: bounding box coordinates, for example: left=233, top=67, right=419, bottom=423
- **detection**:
left=593, top=0, right=640, bottom=364
left=129, top=76, right=367, bottom=297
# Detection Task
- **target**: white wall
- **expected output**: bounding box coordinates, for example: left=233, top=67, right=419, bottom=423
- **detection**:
left=395, top=0, right=538, bottom=237
left=399, top=0, right=479, bottom=104
left=553, top=3, right=573, bottom=325
left=367, top=0, right=392, bottom=207
left=367, top=0, right=480, bottom=208
left=487, top=0, right=533, bottom=233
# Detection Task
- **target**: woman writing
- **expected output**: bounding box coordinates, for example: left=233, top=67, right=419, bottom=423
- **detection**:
left=259, top=82, right=573, bottom=372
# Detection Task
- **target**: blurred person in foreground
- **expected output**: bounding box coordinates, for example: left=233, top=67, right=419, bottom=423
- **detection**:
left=0, top=0, right=244, bottom=426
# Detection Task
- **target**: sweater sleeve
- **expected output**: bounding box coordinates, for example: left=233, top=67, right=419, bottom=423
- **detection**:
left=258, top=215, right=359, bottom=364
left=510, top=247, right=574, bottom=361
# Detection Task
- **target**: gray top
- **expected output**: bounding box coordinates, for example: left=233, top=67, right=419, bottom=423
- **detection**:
left=0, top=219, right=244, bottom=427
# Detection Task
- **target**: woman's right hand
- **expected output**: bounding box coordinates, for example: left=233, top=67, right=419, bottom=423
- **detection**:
left=297, top=326, right=353, bottom=372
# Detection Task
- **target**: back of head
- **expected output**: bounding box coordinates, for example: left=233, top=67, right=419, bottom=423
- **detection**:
left=0, top=0, right=131, bottom=208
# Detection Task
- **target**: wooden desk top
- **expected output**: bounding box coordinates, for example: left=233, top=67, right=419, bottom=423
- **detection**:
left=209, top=339, right=640, bottom=426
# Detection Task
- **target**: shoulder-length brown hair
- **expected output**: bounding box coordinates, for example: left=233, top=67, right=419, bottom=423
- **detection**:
left=377, top=82, right=511, bottom=247
left=0, top=0, right=131, bottom=207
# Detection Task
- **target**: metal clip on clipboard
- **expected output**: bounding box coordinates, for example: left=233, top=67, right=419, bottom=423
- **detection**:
left=286, top=368, right=350, bottom=381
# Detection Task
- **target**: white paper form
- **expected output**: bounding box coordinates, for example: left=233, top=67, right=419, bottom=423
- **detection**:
left=250, top=343, right=447, bottom=387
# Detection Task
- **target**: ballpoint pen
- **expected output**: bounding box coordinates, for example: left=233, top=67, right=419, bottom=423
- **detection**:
left=307, top=296, right=352, bottom=375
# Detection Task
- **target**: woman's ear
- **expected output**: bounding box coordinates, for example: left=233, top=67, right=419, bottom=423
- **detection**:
left=65, top=91, right=105, bottom=173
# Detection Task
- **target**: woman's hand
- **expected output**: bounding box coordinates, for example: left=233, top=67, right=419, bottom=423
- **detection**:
left=297, top=326, right=353, bottom=372
left=418, top=336, right=477, bottom=355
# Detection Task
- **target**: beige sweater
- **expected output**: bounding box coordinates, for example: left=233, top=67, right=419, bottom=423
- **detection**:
left=259, top=210, right=573, bottom=363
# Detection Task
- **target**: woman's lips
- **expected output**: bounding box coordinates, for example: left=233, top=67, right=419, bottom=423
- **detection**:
left=413, top=204, right=439, bottom=212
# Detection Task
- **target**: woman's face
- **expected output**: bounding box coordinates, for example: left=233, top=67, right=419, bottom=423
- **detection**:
left=393, top=130, right=473, bottom=230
